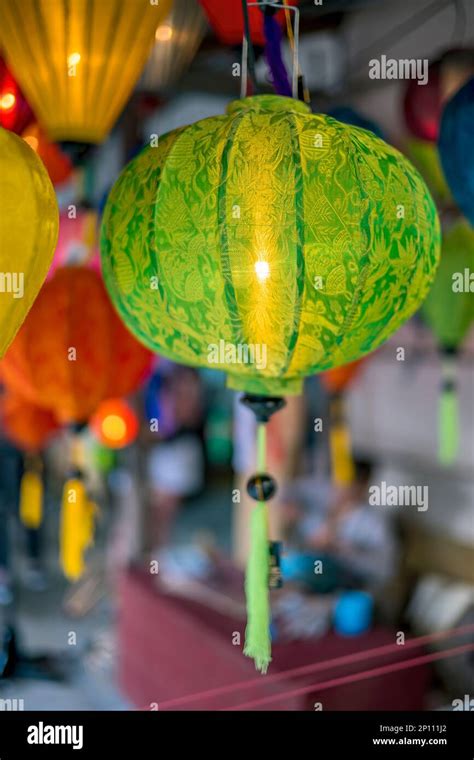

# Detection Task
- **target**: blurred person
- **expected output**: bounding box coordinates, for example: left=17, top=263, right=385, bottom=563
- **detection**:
left=272, top=461, right=398, bottom=640
left=281, top=460, right=398, bottom=591
left=146, top=366, right=206, bottom=548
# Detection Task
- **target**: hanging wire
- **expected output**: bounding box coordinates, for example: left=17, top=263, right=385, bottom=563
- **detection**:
left=282, top=0, right=311, bottom=103
left=241, top=0, right=259, bottom=95
left=241, top=2, right=300, bottom=98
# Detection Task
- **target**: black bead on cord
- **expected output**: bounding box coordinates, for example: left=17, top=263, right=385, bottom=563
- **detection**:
left=247, top=473, right=277, bottom=501
left=240, top=393, right=285, bottom=503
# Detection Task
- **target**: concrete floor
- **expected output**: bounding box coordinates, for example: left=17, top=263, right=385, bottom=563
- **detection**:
left=0, top=579, right=130, bottom=710
left=0, top=482, right=232, bottom=711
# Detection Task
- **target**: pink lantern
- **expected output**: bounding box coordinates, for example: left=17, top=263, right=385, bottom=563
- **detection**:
left=0, top=57, right=33, bottom=134
left=403, top=49, right=474, bottom=142
left=50, top=208, right=100, bottom=276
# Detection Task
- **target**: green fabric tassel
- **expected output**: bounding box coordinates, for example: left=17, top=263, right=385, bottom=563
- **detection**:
left=438, top=385, right=459, bottom=466
left=244, top=423, right=271, bottom=673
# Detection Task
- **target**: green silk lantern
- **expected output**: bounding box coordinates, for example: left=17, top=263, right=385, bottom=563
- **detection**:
left=422, top=220, right=474, bottom=465
left=102, top=94, right=441, bottom=671
left=102, top=95, right=440, bottom=396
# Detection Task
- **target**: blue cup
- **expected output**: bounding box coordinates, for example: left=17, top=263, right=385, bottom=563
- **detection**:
left=333, top=591, right=373, bottom=636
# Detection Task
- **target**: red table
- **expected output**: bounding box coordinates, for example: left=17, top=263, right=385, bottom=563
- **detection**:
left=118, top=568, right=431, bottom=711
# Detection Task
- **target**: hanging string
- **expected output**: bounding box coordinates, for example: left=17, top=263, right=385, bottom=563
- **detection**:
left=152, top=617, right=474, bottom=710
left=257, top=422, right=266, bottom=472
left=19, top=454, right=43, bottom=529
left=329, top=394, right=356, bottom=486
left=438, top=350, right=459, bottom=465
left=241, top=0, right=259, bottom=95
left=243, top=422, right=271, bottom=672
left=60, top=427, right=94, bottom=581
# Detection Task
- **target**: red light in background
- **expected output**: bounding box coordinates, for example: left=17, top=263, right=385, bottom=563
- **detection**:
left=90, top=398, right=139, bottom=449
left=0, top=91, right=16, bottom=111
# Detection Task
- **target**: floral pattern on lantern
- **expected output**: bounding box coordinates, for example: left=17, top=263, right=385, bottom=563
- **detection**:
left=101, top=95, right=441, bottom=397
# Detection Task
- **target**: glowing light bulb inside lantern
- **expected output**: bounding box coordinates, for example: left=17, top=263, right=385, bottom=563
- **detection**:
left=0, top=92, right=16, bottom=111
left=255, top=260, right=270, bottom=282
left=155, top=24, right=173, bottom=41
left=68, top=52, right=81, bottom=67
left=101, top=414, right=127, bottom=443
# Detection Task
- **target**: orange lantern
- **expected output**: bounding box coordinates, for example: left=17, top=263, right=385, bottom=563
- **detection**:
left=321, top=359, right=365, bottom=488
left=90, top=398, right=139, bottom=449
left=22, top=122, right=73, bottom=186
left=1, top=266, right=153, bottom=424
left=1, top=266, right=153, bottom=579
left=1, top=389, right=59, bottom=453
left=320, top=359, right=363, bottom=395
left=199, top=0, right=287, bottom=46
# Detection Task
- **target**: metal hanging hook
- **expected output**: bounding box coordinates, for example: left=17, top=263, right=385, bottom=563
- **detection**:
left=240, top=1, right=300, bottom=99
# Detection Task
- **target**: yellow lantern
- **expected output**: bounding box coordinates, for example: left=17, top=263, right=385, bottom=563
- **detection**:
left=0, top=0, right=172, bottom=144
left=0, top=126, right=58, bottom=357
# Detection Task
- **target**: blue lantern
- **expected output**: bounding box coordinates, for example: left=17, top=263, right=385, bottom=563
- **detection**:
left=438, top=78, right=474, bottom=226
